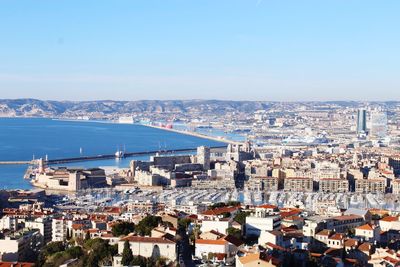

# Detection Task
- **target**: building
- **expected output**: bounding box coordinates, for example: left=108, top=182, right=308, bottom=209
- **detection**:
left=284, top=177, right=313, bottom=192
left=392, top=179, right=400, bottom=194
left=197, top=146, right=211, bottom=171
left=356, top=108, right=367, bottom=134
left=0, top=229, right=42, bottom=262
left=319, top=178, right=349, bottom=193
left=117, top=236, right=176, bottom=262
left=245, top=207, right=281, bottom=238
left=195, top=236, right=243, bottom=265
left=24, top=217, right=52, bottom=243
left=236, top=253, right=280, bottom=267
left=246, top=176, right=279, bottom=192
left=370, top=110, right=388, bottom=139
left=52, top=218, right=68, bottom=242
left=33, top=167, right=107, bottom=192
left=355, top=224, right=381, bottom=242
left=327, top=215, right=364, bottom=233
left=355, top=178, right=386, bottom=194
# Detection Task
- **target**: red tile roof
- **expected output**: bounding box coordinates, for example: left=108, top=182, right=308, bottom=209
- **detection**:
left=195, top=238, right=228, bottom=245
left=381, top=216, right=398, bottom=222
left=201, top=206, right=239, bottom=216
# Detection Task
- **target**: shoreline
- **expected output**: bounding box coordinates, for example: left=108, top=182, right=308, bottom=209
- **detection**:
left=141, top=123, right=242, bottom=145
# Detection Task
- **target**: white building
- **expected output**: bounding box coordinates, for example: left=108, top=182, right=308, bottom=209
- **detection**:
left=0, top=229, right=42, bottom=262
left=116, top=236, right=176, bottom=264
left=52, top=218, right=68, bottom=242
left=245, top=211, right=281, bottom=238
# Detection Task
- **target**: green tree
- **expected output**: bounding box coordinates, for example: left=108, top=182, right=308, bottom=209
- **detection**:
left=112, top=221, right=135, bottom=236
left=227, top=227, right=242, bottom=240
left=136, top=215, right=161, bottom=236
left=66, top=246, right=83, bottom=258
left=178, top=218, right=192, bottom=230
left=37, top=241, right=66, bottom=266
left=83, top=238, right=117, bottom=267
left=233, top=211, right=250, bottom=225
left=121, top=240, right=134, bottom=266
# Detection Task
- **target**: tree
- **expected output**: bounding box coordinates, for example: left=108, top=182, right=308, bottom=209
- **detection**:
left=178, top=218, right=192, bottom=230
left=121, top=240, right=134, bottom=266
left=234, top=211, right=250, bottom=225
left=112, top=221, right=135, bottom=236
left=85, top=231, right=91, bottom=241
left=83, top=238, right=117, bottom=267
left=221, top=211, right=231, bottom=218
left=226, top=227, right=242, bottom=240
left=66, top=246, right=83, bottom=258
left=136, top=215, right=161, bottom=236
left=37, top=241, right=66, bottom=266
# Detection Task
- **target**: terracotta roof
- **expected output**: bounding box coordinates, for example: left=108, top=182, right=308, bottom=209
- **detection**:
left=358, top=242, right=372, bottom=252
left=384, top=256, right=400, bottom=265
left=329, top=233, right=344, bottom=240
left=195, top=238, right=227, bottom=245
left=72, top=223, right=85, bottom=230
left=238, top=253, right=280, bottom=265
left=201, top=206, right=239, bottom=216
left=238, top=253, right=262, bottom=264
left=316, top=229, right=331, bottom=236
left=344, top=238, right=358, bottom=247
left=381, top=216, right=398, bottom=222
left=103, top=206, right=122, bottom=214
left=356, top=224, right=374, bottom=231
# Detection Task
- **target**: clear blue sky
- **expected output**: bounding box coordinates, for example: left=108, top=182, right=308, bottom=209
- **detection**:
left=0, top=0, right=399, bottom=101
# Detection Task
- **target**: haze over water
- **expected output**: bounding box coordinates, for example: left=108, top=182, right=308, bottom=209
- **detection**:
left=0, top=118, right=223, bottom=189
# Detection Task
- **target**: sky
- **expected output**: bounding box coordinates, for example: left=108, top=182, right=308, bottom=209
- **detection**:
left=0, top=0, right=399, bottom=101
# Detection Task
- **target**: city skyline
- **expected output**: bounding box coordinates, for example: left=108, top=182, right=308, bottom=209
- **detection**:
left=1, top=0, right=400, bottom=101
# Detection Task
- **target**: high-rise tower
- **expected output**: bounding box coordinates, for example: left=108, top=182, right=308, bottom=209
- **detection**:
left=356, top=108, right=367, bottom=134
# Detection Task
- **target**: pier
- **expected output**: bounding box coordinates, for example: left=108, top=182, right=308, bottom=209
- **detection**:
left=0, top=161, right=35, bottom=165
left=45, top=146, right=226, bottom=164
left=0, top=145, right=227, bottom=166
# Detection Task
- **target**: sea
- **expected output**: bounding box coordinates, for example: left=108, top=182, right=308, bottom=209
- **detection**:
left=0, top=118, right=224, bottom=189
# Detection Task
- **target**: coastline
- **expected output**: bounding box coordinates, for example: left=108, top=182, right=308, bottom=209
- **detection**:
left=141, top=123, right=242, bottom=145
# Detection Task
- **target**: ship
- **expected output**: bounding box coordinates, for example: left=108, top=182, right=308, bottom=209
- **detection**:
left=282, top=133, right=329, bottom=146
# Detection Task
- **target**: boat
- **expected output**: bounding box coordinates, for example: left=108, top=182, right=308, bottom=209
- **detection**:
left=115, top=150, right=125, bottom=159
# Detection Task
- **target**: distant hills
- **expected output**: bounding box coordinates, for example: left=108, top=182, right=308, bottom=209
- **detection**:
left=0, top=98, right=395, bottom=118
left=0, top=99, right=272, bottom=117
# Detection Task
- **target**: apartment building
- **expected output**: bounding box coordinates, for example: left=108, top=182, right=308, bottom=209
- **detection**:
left=355, top=178, right=386, bottom=194
left=319, top=178, right=349, bottom=193
left=284, top=177, right=313, bottom=192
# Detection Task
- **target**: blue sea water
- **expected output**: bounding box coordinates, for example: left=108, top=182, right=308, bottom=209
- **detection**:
left=0, top=118, right=223, bottom=189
